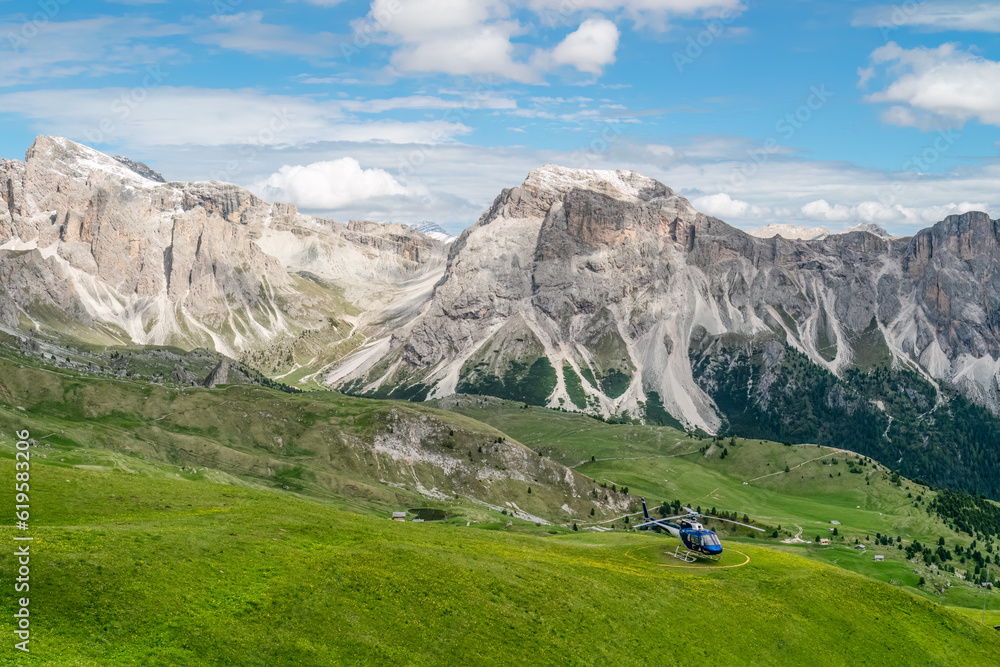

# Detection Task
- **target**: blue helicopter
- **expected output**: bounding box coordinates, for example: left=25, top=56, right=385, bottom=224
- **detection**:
left=634, top=498, right=763, bottom=562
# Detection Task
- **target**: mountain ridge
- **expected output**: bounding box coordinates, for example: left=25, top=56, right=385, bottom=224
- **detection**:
left=332, top=163, right=1000, bottom=435
left=0, top=135, right=448, bottom=365
left=4, top=138, right=1000, bottom=470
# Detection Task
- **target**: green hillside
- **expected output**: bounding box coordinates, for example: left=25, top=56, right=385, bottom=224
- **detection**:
left=2, top=346, right=999, bottom=665
left=692, top=340, right=1000, bottom=499
left=2, top=456, right=999, bottom=666
left=439, top=396, right=1000, bottom=610
left=0, top=345, right=612, bottom=524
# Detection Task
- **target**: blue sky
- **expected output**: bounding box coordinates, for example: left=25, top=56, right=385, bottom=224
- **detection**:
left=0, top=0, right=997, bottom=234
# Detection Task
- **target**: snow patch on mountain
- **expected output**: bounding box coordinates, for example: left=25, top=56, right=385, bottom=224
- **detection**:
left=747, top=222, right=890, bottom=240
left=525, top=164, right=671, bottom=203
left=412, top=221, right=455, bottom=243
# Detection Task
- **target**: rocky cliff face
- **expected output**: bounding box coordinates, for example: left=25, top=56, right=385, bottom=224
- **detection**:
left=5, top=140, right=1000, bottom=437
left=0, top=136, right=447, bottom=363
left=330, top=164, right=1000, bottom=432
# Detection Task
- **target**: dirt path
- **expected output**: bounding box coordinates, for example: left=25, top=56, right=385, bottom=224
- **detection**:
left=571, top=449, right=700, bottom=468
left=745, top=453, right=832, bottom=483
left=781, top=524, right=809, bottom=544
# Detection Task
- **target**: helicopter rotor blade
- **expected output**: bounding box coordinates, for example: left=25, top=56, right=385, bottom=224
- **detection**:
left=708, top=516, right=765, bottom=532
left=636, top=517, right=682, bottom=527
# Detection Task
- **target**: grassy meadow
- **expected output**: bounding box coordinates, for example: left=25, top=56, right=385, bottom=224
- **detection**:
left=441, top=398, right=1000, bottom=611
left=1, top=456, right=999, bottom=666
left=1, top=348, right=999, bottom=664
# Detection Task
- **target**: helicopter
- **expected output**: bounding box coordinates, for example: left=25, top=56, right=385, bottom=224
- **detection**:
left=634, top=498, right=764, bottom=562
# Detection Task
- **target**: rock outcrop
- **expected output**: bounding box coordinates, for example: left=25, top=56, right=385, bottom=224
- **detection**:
left=203, top=359, right=230, bottom=388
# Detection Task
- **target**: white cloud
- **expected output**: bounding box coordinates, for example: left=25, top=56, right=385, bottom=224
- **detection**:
left=853, top=2, right=1000, bottom=33
left=393, top=25, right=538, bottom=81
left=529, top=0, right=746, bottom=28
left=194, top=11, right=341, bottom=57
left=0, top=17, right=186, bottom=87
left=799, top=198, right=993, bottom=226
left=356, top=0, right=537, bottom=80
left=692, top=192, right=764, bottom=219
left=857, top=66, right=876, bottom=87
left=863, top=42, right=1000, bottom=128
left=362, top=0, right=508, bottom=38
left=357, top=0, right=625, bottom=82
left=0, top=87, right=471, bottom=147
left=801, top=199, right=853, bottom=221
left=339, top=94, right=517, bottom=113
left=255, top=158, right=414, bottom=209
left=879, top=105, right=921, bottom=128
left=549, top=18, right=620, bottom=75
left=646, top=144, right=678, bottom=158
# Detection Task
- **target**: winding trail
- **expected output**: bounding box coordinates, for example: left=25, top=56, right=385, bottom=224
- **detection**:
left=782, top=524, right=809, bottom=544
left=745, top=453, right=832, bottom=484
left=571, top=450, right=700, bottom=468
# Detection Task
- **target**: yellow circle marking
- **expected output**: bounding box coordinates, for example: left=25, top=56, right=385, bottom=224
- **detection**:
left=625, top=543, right=751, bottom=569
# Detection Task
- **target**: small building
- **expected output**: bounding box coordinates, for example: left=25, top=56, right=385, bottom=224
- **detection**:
left=391, top=512, right=406, bottom=521
left=830, top=520, right=841, bottom=525
left=982, top=582, right=994, bottom=590
left=412, top=518, right=424, bottom=523
left=855, top=544, right=866, bottom=550
left=874, top=555, right=885, bottom=562
left=820, top=538, right=831, bottom=545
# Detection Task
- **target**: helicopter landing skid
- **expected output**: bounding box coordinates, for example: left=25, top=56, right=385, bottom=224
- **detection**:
left=671, top=546, right=698, bottom=563
left=671, top=546, right=720, bottom=563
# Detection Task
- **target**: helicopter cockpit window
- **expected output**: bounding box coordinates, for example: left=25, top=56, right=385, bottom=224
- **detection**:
left=702, top=533, right=721, bottom=547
